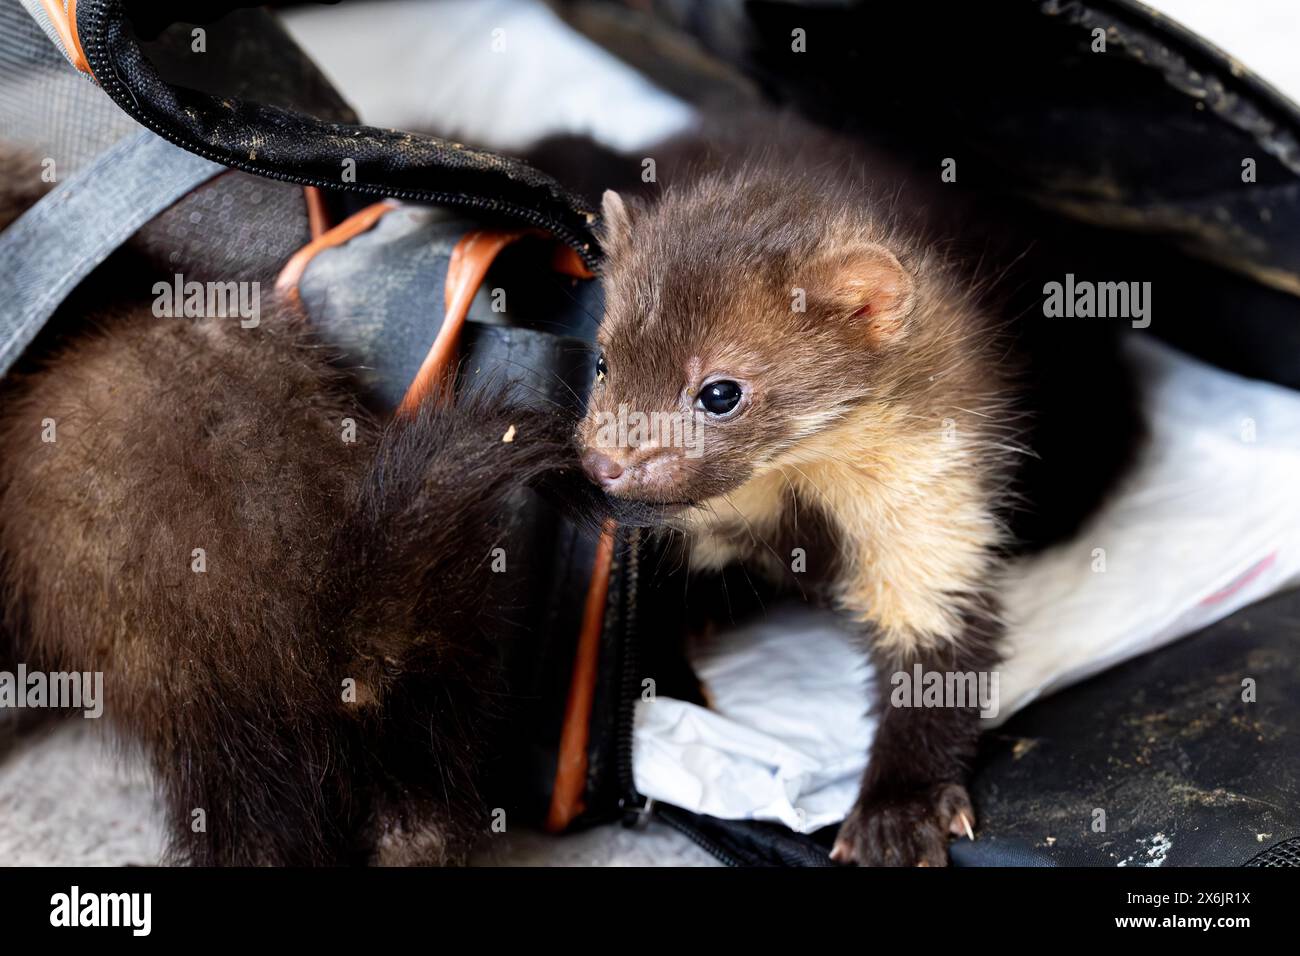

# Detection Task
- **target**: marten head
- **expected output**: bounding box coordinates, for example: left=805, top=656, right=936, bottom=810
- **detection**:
left=578, top=168, right=922, bottom=508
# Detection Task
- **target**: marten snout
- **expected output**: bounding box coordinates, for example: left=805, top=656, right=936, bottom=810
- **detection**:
left=582, top=450, right=624, bottom=485
left=579, top=441, right=694, bottom=501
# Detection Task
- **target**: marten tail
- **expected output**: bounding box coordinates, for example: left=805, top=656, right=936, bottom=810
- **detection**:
left=316, top=391, right=591, bottom=863
left=321, top=389, right=582, bottom=692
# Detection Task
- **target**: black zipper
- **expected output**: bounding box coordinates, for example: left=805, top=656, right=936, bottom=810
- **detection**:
left=80, top=1, right=601, bottom=271
left=612, top=527, right=741, bottom=866
left=614, top=526, right=643, bottom=817
left=658, top=805, right=744, bottom=868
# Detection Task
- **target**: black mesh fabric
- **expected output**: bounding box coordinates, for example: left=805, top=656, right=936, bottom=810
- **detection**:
left=1246, top=838, right=1300, bottom=867
left=3, top=0, right=601, bottom=282
left=132, top=172, right=310, bottom=284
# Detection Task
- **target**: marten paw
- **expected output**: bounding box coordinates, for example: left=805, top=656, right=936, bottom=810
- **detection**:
left=830, top=782, right=974, bottom=866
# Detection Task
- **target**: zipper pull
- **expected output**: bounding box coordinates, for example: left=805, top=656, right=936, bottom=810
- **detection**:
left=619, top=794, right=656, bottom=829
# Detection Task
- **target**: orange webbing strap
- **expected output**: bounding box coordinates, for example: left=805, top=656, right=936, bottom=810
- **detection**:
left=412, top=231, right=606, bottom=831
left=275, top=205, right=594, bottom=411
left=390, top=226, right=613, bottom=832
left=40, top=0, right=91, bottom=76
left=406, top=228, right=608, bottom=831
left=396, top=229, right=594, bottom=414
left=275, top=200, right=398, bottom=303
left=396, top=229, right=529, bottom=415
left=302, top=186, right=331, bottom=240
left=546, top=519, right=618, bottom=832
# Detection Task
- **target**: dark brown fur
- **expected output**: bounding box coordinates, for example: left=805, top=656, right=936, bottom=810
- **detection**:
left=0, top=160, right=581, bottom=863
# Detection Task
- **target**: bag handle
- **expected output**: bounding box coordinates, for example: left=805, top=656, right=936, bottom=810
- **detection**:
left=67, top=0, right=600, bottom=270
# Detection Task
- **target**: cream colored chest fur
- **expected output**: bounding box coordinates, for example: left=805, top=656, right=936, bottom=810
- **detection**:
left=680, top=403, right=1001, bottom=652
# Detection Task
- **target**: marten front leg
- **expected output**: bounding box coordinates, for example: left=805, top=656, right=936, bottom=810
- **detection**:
left=831, top=598, right=1001, bottom=866
left=816, top=469, right=1004, bottom=866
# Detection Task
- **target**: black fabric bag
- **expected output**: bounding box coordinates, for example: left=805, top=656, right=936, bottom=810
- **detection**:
left=5, top=0, right=1299, bottom=866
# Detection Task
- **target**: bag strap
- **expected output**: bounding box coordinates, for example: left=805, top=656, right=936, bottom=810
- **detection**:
left=274, top=206, right=595, bottom=414
left=0, top=128, right=222, bottom=376
left=546, top=519, right=617, bottom=831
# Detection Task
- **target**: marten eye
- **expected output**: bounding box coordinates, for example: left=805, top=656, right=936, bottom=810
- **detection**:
left=698, top=380, right=743, bottom=417
left=595, top=354, right=608, bottom=384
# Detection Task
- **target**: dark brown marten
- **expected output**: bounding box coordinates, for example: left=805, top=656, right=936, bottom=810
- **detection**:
left=0, top=152, right=580, bottom=865
left=575, top=118, right=1137, bottom=866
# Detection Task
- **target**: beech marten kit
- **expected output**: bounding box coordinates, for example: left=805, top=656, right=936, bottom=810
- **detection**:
left=576, top=118, right=1138, bottom=865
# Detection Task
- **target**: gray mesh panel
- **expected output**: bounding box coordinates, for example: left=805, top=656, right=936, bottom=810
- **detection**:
left=1, top=0, right=137, bottom=175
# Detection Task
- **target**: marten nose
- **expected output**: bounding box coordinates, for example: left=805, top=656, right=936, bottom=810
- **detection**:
left=583, top=450, right=624, bottom=486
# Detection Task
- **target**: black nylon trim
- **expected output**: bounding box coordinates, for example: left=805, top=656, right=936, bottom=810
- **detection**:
left=76, top=0, right=602, bottom=269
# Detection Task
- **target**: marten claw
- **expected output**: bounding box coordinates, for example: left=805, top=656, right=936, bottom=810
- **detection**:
left=830, top=782, right=975, bottom=866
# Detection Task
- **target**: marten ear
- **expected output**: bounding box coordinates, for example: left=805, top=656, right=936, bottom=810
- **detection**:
left=809, top=244, right=915, bottom=345
left=600, top=189, right=635, bottom=248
